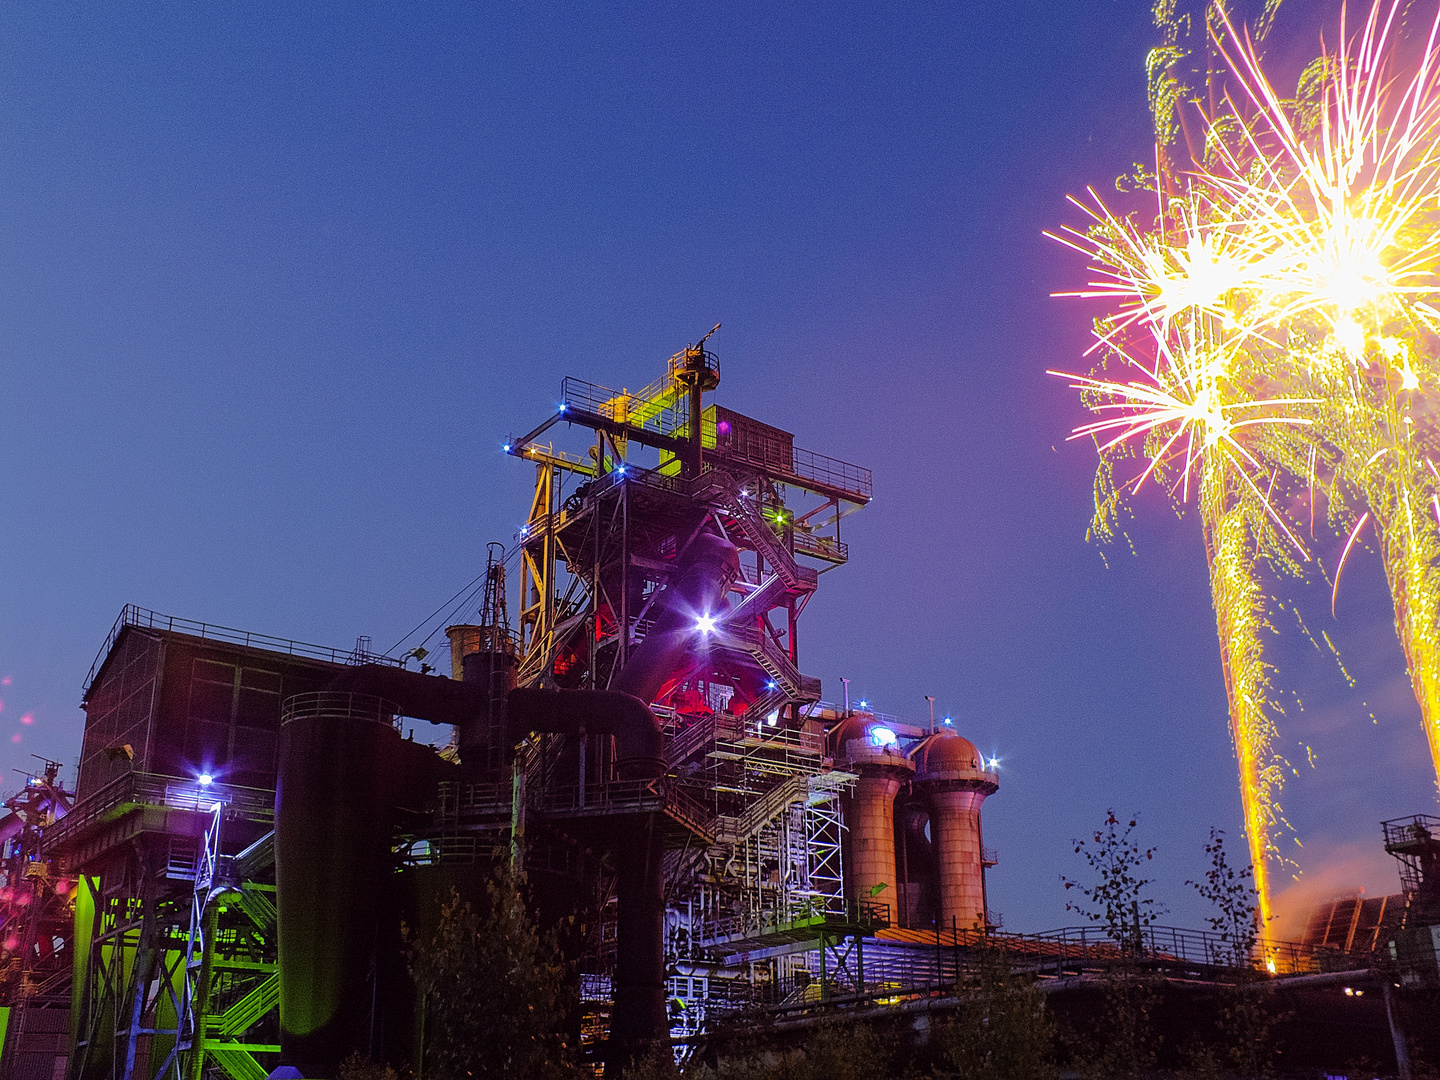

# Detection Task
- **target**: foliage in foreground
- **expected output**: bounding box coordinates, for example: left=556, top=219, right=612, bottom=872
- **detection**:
left=335, top=1054, right=400, bottom=1080
left=406, top=866, right=580, bottom=1080
left=1184, top=828, right=1279, bottom=1078
left=678, top=1019, right=899, bottom=1080
left=393, top=812, right=1295, bottom=1080
left=933, top=947, right=1057, bottom=1080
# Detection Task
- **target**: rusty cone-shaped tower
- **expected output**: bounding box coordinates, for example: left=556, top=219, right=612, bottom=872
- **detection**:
left=829, top=714, right=914, bottom=919
left=910, top=731, right=998, bottom=930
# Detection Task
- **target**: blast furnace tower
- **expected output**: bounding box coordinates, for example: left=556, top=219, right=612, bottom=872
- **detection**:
left=0, top=330, right=1004, bottom=1079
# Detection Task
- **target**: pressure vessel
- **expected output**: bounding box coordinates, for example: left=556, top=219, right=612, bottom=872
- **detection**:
left=829, top=715, right=915, bottom=922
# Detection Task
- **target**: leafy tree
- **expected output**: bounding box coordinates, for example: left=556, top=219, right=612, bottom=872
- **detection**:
left=794, top=1020, right=896, bottom=1080
left=1074, top=971, right=1159, bottom=1080
left=1188, top=827, right=1260, bottom=965
left=1185, top=827, right=1278, bottom=1077
left=407, top=867, right=580, bottom=1080
left=622, top=1045, right=684, bottom=1080
left=934, top=946, right=1057, bottom=1080
left=1061, top=811, right=1164, bottom=1080
left=1061, top=811, right=1162, bottom=951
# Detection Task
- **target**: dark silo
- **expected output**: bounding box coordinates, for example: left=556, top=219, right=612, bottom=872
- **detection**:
left=275, top=691, right=401, bottom=1076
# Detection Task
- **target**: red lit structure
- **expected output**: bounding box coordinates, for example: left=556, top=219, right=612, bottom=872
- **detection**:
left=0, top=334, right=1021, bottom=1079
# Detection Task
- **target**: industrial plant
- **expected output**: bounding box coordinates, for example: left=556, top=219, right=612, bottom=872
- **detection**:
left=0, top=337, right=1435, bottom=1078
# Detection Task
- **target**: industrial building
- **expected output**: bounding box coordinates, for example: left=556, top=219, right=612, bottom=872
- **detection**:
left=0, top=336, right=1436, bottom=1078
left=0, top=337, right=1005, bottom=1078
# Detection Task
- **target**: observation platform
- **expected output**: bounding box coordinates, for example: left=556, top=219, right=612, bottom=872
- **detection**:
left=508, top=375, right=872, bottom=507
left=39, top=771, right=274, bottom=871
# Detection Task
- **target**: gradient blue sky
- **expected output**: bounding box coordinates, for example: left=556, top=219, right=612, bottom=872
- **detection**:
left=0, top=0, right=1428, bottom=933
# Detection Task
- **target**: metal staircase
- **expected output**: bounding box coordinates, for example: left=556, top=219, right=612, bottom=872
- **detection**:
left=214, top=975, right=280, bottom=1041
left=716, top=775, right=811, bottom=845
left=716, top=622, right=821, bottom=704
left=697, top=472, right=817, bottom=595
left=164, top=819, right=281, bottom=1080
left=668, top=714, right=719, bottom=767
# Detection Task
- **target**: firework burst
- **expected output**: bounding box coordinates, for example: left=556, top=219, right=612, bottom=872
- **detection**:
left=1053, top=0, right=1440, bottom=931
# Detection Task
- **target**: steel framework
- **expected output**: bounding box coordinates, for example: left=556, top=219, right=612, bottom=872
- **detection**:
left=61, top=774, right=281, bottom=1080
left=493, top=339, right=875, bottom=1044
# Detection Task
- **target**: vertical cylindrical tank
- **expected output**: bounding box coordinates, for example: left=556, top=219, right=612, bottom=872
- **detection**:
left=910, top=732, right=998, bottom=931
left=828, top=715, right=915, bottom=922
left=445, top=624, right=483, bottom=680
left=446, top=624, right=516, bottom=772
left=275, top=691, right=401, bottom=1077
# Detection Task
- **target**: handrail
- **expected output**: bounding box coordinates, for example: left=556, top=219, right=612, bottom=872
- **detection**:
left=85, top=605, right=404, bottom=694
left=883, top=922, right=1379, bottom=977
left=529, top=776, right=715, bottom=842
left=281, top=691, right=401, bottom=730
left=691, top=919, right=1378, bottom=1024
left=548, top=377, right=872, bottom=504
left=39, top=771, right=275, bottom=854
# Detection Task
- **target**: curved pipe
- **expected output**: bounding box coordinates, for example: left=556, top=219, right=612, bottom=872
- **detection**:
left=507, top=688, right=661, bottom=778
left=610, top=531, right=739, bottom=705
left=324, top=664, right=488, bottom=727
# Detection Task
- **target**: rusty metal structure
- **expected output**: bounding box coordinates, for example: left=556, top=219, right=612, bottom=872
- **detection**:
left=0, top=333, right=1014, bottom=1078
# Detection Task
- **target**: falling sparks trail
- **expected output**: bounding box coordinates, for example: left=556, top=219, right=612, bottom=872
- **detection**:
left=1052, top=0, right=1440, bottom=930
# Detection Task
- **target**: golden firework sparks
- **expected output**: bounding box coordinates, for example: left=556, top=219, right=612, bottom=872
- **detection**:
left=1210, top=0, right=1440, bottom=799
left=1057, top=0, right=1440, bottom=935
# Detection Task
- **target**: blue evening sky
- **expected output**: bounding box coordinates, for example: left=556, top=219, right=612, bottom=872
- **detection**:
left=0, top=0, right=1426, bottom=933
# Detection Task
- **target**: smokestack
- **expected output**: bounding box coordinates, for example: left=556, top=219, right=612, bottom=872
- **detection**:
left=446, top=624, right=483, bottom=681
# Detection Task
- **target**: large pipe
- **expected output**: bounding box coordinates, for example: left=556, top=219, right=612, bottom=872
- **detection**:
left=507, top=688, right=660, bottom=777
left=323, top=663, right=488, bottom=727
left=910, top=732, right=998, bottom=931
left=0, top=812, right=23, bottom=848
